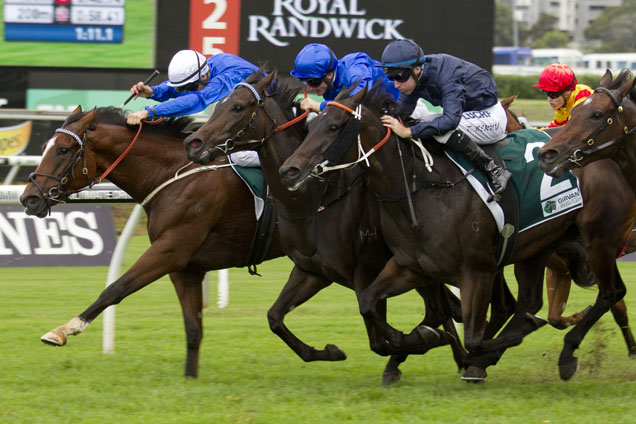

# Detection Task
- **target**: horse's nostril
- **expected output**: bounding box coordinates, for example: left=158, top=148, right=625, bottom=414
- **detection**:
left=189, top=139, right=202, bottom=149
left=285, top=167, right=299, bottom=177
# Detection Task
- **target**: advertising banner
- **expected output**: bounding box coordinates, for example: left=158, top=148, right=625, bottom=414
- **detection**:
left=189, top=0, right=494, bottom=71
left=0, top=121, right=31, bottom=156
left=0, top=204, right=117, bottom=267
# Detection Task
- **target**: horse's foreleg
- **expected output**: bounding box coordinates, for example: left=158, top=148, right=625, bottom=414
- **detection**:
left=170, top=270, right=205, bottom=378
left=545, top=263, right=575, bottom=329
left=559, top=262, right=626, bottom=380
left=266, top=266, right=341, bottom=361
left=41, top=238, right=193, bottom=347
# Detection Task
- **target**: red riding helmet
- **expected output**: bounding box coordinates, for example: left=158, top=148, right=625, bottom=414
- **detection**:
left=533, top=63, right=577, bottom=92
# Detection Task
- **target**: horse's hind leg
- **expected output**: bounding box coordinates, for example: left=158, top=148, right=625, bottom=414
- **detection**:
left=485, top=271, right=516, bottom=339
left=170, top=270, right=205, bottom=378
left=267, top=266, right=342, bottom=361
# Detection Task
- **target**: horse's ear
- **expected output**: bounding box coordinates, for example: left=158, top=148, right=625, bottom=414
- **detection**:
left=347, top=85, right=367, bottom=108
left=71, top=105, right=83, bottom=115
left=500, top=94, right=518, bottom=110
left=257, top=70, right=277, bottom=92
left=618, top=75, right=636, bottom=100
left=79, top=107, right=97, bottom=127
left=599, top=69, right=613, bottom=88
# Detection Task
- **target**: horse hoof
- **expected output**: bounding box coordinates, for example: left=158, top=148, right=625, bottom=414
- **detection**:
left=382, top=370, right=402, bottom=385
left=526, top=313, right=549, bottom=329
left=413, top=325, right=441, bottom=345
left=461, top=366, right=487, bottom=383
left=41, top=329, right=66, bottom=346
left=324, top=344, right=347, bottom=361
left=629, top=349, right=636, bottom=359
left=559, top=359, right=579, bottom=381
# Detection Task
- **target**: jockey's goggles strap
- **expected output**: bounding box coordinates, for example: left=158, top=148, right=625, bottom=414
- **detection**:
left=56, top=128, right=84, bottom=147
left=234, top=82, right=262, bottom=102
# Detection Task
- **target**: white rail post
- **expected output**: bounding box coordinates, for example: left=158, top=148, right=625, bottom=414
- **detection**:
left=102, top=204, right=144, bottom=354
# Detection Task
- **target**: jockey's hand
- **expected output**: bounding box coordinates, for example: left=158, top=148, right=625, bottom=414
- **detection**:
left=129, top=82, right=154, bottom=100
left=300, top=97, right=321, bottom=113
left=126, top=110, right=149, bottom=125
left=381, top=115, right=412, bottom=138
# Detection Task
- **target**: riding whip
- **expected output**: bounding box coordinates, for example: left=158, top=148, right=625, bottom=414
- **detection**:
left=120, top=69, right=160, bottom=108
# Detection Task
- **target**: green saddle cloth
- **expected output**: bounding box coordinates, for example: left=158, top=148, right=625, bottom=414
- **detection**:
left=446, top=129, right=583, bottom=231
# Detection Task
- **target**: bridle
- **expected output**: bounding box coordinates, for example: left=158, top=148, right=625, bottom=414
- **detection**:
left=27, top=128, right=91, bottom=206
left=27, top=117, right=157, bottom=211
left=567, top=86, right=636, bottom=166
left=311, top=101, right=399, bottom=175
left=212, top=82, right=310, bottom=155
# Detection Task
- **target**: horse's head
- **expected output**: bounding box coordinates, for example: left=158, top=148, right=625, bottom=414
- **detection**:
left=538, top=69, right=636, bottom=177
left=20, top=106, right=98, bottom=217
left=279, top=85, right=369, bottom=191
left=184, top=70, right=278, bottom=164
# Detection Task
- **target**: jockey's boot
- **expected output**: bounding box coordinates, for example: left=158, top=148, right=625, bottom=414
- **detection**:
left=446, top=130, right=511, bottom=200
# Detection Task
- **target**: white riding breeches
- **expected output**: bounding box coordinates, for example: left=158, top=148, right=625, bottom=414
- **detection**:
left=412, top=100, right=507, bottom=145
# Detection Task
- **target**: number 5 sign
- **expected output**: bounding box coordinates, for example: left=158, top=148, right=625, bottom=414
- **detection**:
left=189, top=0, right=240, bottom=56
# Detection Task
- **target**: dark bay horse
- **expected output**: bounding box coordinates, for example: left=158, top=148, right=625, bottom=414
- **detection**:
left=183, top=71, right=477, bottom=384
left=278, top=84, right=634, bottom=381
left=19, top=106, right=284, bottom=377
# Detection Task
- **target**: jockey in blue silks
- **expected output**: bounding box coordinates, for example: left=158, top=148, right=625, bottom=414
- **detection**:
left=378, top=39, right=511, bottom=198
left=126, top=50, right=258, bottom=123
left=290, top=43, right=400, bottom=113
left=126, top=49, right=260, bottom=167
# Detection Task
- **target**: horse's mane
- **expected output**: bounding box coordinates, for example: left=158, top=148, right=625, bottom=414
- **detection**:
left=64, top=106, right=194, bottom=138
left=333, top=82, right=412, bottom=123
left=245, top=67, right=308, bottom=135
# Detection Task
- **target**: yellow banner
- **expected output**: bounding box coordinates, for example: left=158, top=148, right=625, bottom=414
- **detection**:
left=0, top=121, right=32, bottom=156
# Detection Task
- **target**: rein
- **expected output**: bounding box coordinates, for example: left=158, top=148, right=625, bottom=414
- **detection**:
left=214, top=82, right=309, bottom=155
left=567, top=87, right=636, bottom=165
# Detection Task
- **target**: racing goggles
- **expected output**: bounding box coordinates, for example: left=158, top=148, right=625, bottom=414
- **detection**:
left=301, top=77, right=325, bottom=88
left=543, top=90, right=564, bottom=99
left=175, top=80, right=201, bottom=93
left=386, top=68, right=412, bottom=83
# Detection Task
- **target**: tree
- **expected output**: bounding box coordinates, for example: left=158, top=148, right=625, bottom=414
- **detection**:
left=584, top=0, right=636, bottom=52
left=531, top=31, right=570, bottom=49
left=494, top=2, right=514, bottom=46
left=523, top=12, right=558, bottom=45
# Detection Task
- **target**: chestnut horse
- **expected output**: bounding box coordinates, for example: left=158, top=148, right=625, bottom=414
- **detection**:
left=278, top=83, right=634, bottom=381
left=538, top=68, right=636, bottom=356
left=20, top=106, right=284, bottom=378
left=184, top=72, right=477, bottom=385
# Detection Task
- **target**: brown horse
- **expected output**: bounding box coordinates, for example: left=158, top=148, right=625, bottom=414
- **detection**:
left=503, top=96, right=636, bottom=337
left=19, top=106, right=284, bottom=378
left=538, top=69, right=636, bottom=355
left=183, top=72, right=479, bottom=385
left=278, top=83, right=634, bottom=381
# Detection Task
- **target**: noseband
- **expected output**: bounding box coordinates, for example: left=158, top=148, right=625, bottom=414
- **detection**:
left=568, top=87, right=636, bottom=165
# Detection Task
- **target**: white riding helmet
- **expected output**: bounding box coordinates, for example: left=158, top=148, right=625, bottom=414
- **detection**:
left=167, top=50, right=210, bottom=87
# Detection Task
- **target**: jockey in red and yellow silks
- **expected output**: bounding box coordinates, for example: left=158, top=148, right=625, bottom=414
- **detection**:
left=533, top=63, right=592, bottom=128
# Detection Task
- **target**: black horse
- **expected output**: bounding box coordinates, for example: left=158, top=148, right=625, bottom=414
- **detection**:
left=183, top=70, right=519, bottom=383
left=278, top=83, right=633, bottom=381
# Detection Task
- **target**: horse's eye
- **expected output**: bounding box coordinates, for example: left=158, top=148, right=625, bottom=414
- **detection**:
left=329, top=125, right=339, bottom=131
left=592, top=111, right=603, bottom=119
left=233, top=104, right=245, bottom=112
left=59, top=147, right=70, bottom=155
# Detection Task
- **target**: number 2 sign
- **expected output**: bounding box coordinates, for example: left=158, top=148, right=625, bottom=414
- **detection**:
left=189, top=0, right=241, bottom=56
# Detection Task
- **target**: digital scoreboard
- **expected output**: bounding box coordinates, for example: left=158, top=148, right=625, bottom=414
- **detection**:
left=4, top=0, right=125, bottom=43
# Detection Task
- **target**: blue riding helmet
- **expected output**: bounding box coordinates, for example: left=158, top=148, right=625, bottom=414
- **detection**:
left=381, top=39, right=425, bottom=69
left=291, top=43, right=338, bottom=79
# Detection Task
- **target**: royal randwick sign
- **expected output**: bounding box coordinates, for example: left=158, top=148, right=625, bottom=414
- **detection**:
left=189, top=0, right=494, bottom=72
left=0, top=205, right=117, bottom=267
